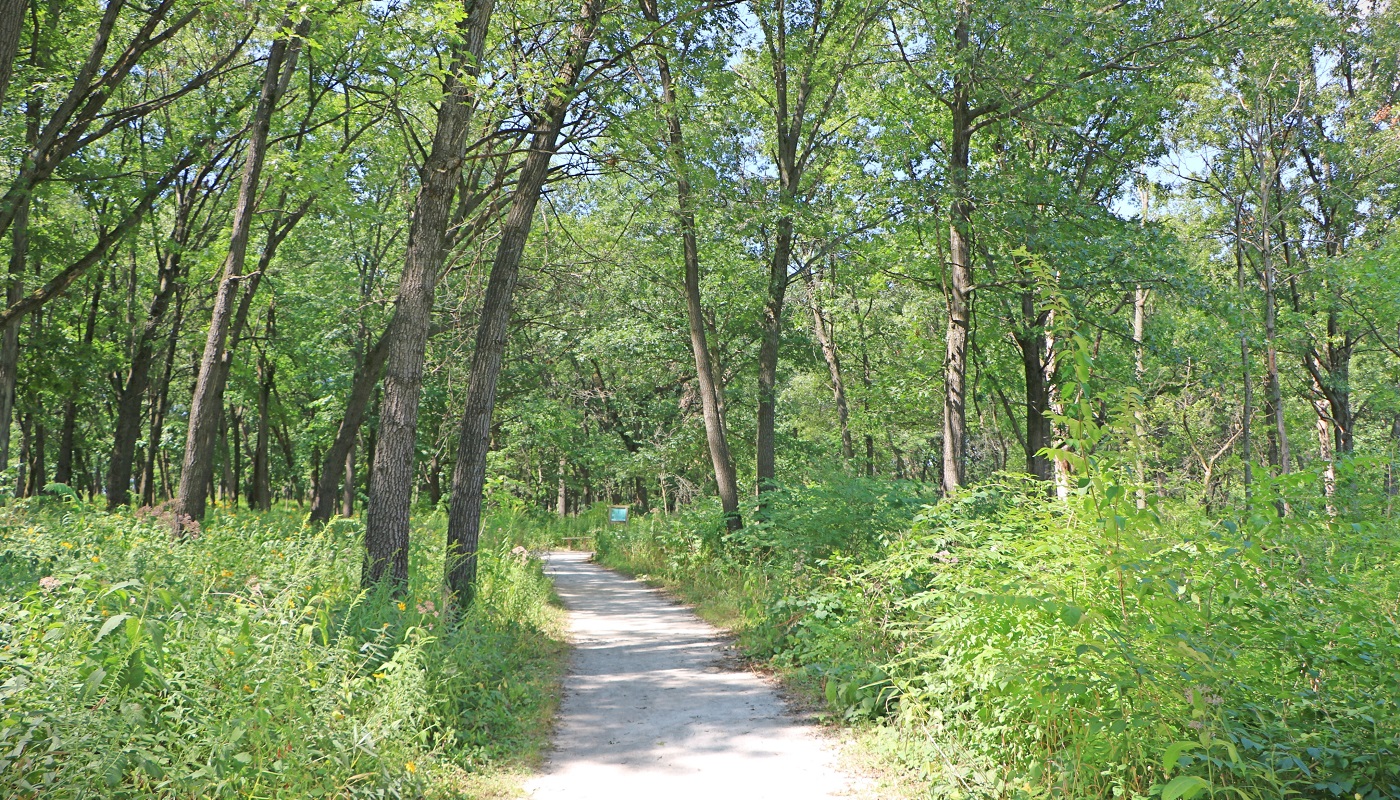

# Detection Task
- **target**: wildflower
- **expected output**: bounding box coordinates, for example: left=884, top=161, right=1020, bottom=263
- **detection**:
left=373, top=672, right=384, bottom=679
left=91, top=556, right=100, bottom=563
left=39, top=576, right=59, bottom=593
left=60, top=542, right=73, bottom=549
left=405, top=761, right=416, bottom=774
left=221, top=569, right=234, bottom=578
left=242, top=684, right=253, bottom=693
left=397, top=601, right=406, bottom=611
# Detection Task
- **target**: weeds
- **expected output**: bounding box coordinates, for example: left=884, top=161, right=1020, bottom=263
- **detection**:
left=0, top=499, right=568, bottom=798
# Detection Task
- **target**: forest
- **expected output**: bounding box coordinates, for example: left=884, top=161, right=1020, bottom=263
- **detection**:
left=0, top=0, right=1398, bottom=797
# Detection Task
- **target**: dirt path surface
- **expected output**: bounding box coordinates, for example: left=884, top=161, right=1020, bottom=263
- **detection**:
left=526, top=551, right=854, bottom=800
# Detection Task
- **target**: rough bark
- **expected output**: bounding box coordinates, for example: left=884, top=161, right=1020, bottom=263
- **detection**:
left=309, top=328, right=390, bottom=524
left=363, top=0, right=495, bottom=588
left=943, top=18, right=973, bottom=496
left=55, top=274, right=101, bottom=485
left=0, top=0, right=26, bottom=109
left=341, top=443, right=355, bottom=517
left=108, top=180, right=201, bottom=508
left=140, top=289, right=184, bottom=506
left=445, top=0, right=602, bottom=604
left=1015, top=291, right=1053, bottom=482
left=174, top=22, right=300, bottom=529
left=250, top=307, right=275, bottom=512
left=640, top=0, right=741, bottom=527
left=802, top=266, right=854, bottom=462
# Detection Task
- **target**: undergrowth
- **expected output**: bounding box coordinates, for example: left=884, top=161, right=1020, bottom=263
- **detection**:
left=0, top=499, right=569, bottom=798
left=597, top=473, right=1400, bottom=799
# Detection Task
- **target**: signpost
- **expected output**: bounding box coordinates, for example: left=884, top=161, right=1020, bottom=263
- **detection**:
left=609, top=505, right=629, bottom=524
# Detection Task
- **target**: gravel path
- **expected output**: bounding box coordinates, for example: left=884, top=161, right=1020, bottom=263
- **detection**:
left=526, top=551, right=853, bottom=800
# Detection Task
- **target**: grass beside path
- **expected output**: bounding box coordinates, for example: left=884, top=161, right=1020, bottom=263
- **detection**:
left=0, top=497, right=570, bottom=799
left=593, top=480, right=1400, bottom=800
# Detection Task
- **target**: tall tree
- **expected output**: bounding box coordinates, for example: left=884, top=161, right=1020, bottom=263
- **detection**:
left=174, top=12, right=306, bottom=528
left=748, top=0, right=874, bottom=494
left=363, top=0, right=496, bottom=588
left=638, top=0, right=742, bottom=528
left=444, top=0, right=604, bottom=604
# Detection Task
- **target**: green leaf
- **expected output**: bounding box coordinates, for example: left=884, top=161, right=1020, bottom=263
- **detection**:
left=1163, top=774, right=1211, bottom=800
left=96, top=613, right=130, bottom=643
left=1162, top=741, right=1199, bottom=774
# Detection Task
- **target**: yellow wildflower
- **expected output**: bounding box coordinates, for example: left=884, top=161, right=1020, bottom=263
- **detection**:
left=397, top=602, right=406, bottom=611
left=405, top=761, right=416, bottom=774
left=60, top=542, right=73, bottom=549
left=91, top=556, right=100, bottom=563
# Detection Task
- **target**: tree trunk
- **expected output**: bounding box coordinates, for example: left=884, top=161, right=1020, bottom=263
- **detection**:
left=445, top=0, right=601, bottom=604
left=24, top=417, right=43, bottom=496
left=1133, top=284, right=1148, bottom=507
left=943, top=8, right=973, bottom=495
left=0, top=0, right=26, bottom=110
left=803, top=267, right=854, bottom=462
left=1016, top=292, right=1053, bottom=482
left=363, top=0, right=495, bottom=589
left=1311, top=375, right=1336, bottom=514
left=55, top=274, right=101, bottom=486
left=310, top=327, right=389, bottom=524
left=109, top=186, right=196, bottom=508
left=174, top=22, right=300, bottom=530
left=640, top=0, right=740, bottom=527
left=341, top=441, right=355, bottom=517
left=1234, top=205, right=1254, bottom=493
left=0, top=90, right=35, bottom=482
left=755, top=213, right=792, bottom=494
left=557, top=455, right=567, bottom=516
left=140, top=290, right=184, bottom=506
left=251, top=308, right=275, bottom=512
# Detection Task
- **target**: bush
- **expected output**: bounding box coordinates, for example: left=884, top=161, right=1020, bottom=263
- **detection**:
left=0, top=499, right=565, bottom=798
left=597, top=474, right=1400, bottom=799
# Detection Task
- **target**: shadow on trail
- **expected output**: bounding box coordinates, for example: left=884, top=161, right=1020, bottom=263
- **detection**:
left=527, top=552, right=850, bottom=800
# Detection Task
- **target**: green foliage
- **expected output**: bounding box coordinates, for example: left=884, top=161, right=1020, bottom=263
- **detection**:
left=0, top=502, right=566, bottom=798
left=598, top=470, right=1400, bottom=799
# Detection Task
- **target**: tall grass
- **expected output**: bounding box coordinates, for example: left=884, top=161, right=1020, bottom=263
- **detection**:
left=595, top=474, right=1400, bottom=800
left=0, top=498, right=567, bottom=798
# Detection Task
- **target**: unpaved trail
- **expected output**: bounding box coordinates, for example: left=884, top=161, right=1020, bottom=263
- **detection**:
left=527, top=551, right=854, bottom=800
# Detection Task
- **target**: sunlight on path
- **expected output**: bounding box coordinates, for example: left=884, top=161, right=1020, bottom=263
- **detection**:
left=527, top=551, right=854, bottom=800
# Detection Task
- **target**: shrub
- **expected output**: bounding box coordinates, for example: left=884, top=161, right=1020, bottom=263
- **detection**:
left=0, top=500, right=565, bottom=798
